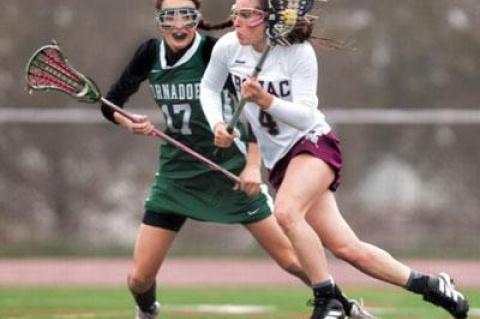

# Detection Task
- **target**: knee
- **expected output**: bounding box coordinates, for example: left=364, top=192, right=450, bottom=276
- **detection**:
left=330, top=240, right=364, bottom=263
left=274, top=203, right=302, bottom=234
left=127, top=272, right=155, bottom=294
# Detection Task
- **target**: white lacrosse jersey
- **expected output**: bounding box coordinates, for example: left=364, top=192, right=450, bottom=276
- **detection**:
left=201, top=31, right=331, bottom=169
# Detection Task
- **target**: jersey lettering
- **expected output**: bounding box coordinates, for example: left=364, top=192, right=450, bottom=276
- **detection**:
left=231, top=74, right=291, bottom=99
left=150, top=83, right=200, bottom=101
left=162, top=103, right=193, bottom=135
left=279, top=80, right=290, bottom=97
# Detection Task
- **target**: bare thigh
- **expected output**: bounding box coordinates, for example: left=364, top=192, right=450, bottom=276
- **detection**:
left=131, top=224, right=178, bottom=281
left=275, top=153, right=335, bottom=217
left=306, top=191, right=360, bottom=250
left=244, top=215, right=296, bottom=263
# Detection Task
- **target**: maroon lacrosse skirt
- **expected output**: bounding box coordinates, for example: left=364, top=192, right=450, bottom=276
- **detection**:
left=268, top=131, right=343, bottom=192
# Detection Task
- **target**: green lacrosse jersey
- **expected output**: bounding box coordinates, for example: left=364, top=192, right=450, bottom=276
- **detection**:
left=148, top=35, right=247, bottom=179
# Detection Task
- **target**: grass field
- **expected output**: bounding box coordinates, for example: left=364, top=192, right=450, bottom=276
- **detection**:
left=0, top=287, right=478, bottom=319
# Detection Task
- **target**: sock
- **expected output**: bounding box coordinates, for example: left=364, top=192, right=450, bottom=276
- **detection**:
left=131, top=282, right=157, bottom=313
left=312, top=278, right=335, bottom=300
left=334, top=284, right=353, bottom=314
left=406, top=270, right=430, bottom=295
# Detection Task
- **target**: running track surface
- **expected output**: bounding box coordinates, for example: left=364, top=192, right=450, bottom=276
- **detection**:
left=0, top=258, right=479, bottom=288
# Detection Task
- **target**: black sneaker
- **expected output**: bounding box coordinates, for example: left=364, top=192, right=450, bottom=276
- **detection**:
left=135, top=301, right=160, bottom=319
left=309, top=298, right=346, bottom=319
left=423, top=273, right=469, bottom=319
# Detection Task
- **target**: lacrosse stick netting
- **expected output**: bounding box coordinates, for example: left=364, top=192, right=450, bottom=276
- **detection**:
left=25, top=41, right=240, bottom=183
left=26, top=41, right=101, bottom=104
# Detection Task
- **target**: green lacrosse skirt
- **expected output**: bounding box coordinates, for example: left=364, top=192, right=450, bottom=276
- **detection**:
left=144, top=170, right=272, bottom=224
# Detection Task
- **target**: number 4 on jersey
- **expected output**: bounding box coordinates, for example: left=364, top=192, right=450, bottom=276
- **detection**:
left=259, top=110, right=279, bottom=135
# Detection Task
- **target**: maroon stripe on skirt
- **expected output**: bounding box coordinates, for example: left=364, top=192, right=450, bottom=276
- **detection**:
left=268, top=131, right=343, bottom=192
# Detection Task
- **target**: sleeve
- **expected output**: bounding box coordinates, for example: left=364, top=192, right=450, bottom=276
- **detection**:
left=200, top=36, right=231, bottom=131
left=100, top=39, right=157, bottom=123
left=264, top=44, right=319, bottom=130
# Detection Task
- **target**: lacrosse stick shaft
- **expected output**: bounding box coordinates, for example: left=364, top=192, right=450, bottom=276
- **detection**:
left=224, top=0, right=317, bottom=134
left=100, top=97, right=240, bottom=183
left=26, top=42, right=240, bottom=184
left=225, top=44, right=272, bottom=134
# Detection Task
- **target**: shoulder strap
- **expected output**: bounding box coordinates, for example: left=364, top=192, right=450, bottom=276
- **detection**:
left=201, top=36, right=217, bottom=66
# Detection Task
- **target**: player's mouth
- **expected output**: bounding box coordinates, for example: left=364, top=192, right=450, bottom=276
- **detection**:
left=172, top=32, right=188, bottom=40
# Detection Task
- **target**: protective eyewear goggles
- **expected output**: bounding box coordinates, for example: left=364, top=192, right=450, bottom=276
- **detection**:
left=156, top=7, right=201, bottom=31
left=230, top=5, right=266, bottom=27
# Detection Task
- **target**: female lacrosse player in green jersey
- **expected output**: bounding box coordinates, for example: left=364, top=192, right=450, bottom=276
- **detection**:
left=101, top=1, right=318, bottom=318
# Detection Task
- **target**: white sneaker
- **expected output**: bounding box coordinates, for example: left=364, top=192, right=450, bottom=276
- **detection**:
left=135, top=301, right=160, bottom=319
left=348, top=299, right=376, bottom=319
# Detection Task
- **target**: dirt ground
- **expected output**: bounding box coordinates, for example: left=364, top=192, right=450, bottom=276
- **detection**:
left=0, top=258, right=479, bottom=288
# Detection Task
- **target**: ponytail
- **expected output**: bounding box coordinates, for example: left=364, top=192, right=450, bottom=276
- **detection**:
left=311, top=36, right=348, bottom=50
left=287, top=16, right=348, bottom=50
left=284, top=16, right=314, bottom=44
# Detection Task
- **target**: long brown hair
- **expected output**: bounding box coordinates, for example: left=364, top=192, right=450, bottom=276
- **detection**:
left=258, top=0, right=345, bottom=49
left=155, top=0, right=233, bottom=30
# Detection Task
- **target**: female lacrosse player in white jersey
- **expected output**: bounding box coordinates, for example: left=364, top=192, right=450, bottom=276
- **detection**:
left=100, top=1, right=371, bottom=318
left=201, top=0, right=469, bottom=318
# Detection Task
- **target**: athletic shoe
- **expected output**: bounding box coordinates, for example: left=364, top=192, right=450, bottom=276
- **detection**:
left=423, top=273, right=469, bottom=319
left=348, top=299, right=376, bottom=319
left=309, top=298, right=346, bottom=319
left=135, top=301, right=160, bottom=319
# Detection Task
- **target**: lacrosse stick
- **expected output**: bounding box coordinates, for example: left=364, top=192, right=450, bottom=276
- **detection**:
left=25, top=41, right=240, bottom=184
left=225, top=0, right=318, bottom=134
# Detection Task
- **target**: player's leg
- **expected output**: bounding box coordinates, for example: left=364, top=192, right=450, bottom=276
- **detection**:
left=244, top=215, right=310, bottom=285
left=129, top=211, right=186, bottom=319
left=274, top=154, right=333, bottom=283
left=217, top=172, right=310, bottom=285
left=307, top=191, right=411, bottom=286
left=307, top=191, right=469, bottom=318
left=245, top=215, right=374, bottom=318
left=274, top=154, right=346, bottom=318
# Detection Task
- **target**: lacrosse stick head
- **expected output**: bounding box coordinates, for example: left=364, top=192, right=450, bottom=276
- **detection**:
left=25, top=41, right=101, bottom=104
left=266, top=0, right=320, bottom=45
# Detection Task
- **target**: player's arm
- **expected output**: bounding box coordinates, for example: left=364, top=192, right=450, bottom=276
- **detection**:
left=200, top=37, right=236, bottom=147
left=101, top=39, right=157, bottom=135
left=235, top=141, right=262, bottom=197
